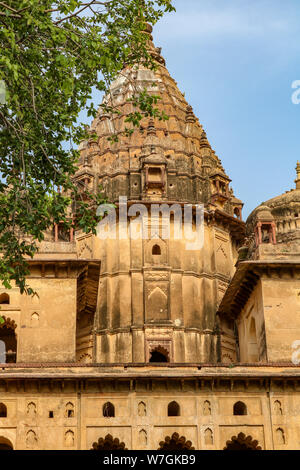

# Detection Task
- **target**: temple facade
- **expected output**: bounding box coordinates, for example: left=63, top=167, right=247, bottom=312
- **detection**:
left=0, top=25, right=299, bottom=450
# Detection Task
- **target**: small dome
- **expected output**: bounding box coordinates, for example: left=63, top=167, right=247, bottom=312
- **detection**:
left=246, top=163, right=300, bottom=252
left=247, top=163, right=300, bottom=226
left=255, top=205, right=274, bottom=221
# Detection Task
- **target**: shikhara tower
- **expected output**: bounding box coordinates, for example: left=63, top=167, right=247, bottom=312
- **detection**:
left=75, top=23, right=244, bottom=365
left=0, top=24, right=299, bottom=451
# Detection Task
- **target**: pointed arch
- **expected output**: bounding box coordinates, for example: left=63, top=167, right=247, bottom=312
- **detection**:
left=152, top=244, right=161, bottom=256
left=0, top=403, right=7, bottom=418
left=0, top=317, right=17, bottom=363
left=274, top=400, right=283, bottom=415
left=139, top=429, right=147, bottom=447
left=248, top=316, right=259, bottom=362
left=203, top=400, right=211, bottom=416
left=204, top=428, right=213, bottom=445
left=138, top=401, right=146, bottom=417
left=103, top=402, right=115, bottom=418
left=168, top=401, right=180, bottom=417
left=275, top=428, right=285, bottom=445
left=65, top=430, right=75, bottom=447
left=233, top=401, right=247, bottom=416
left=65, top=402, right=74, bottom=418
left=27, top=402, right=36, bottom=417
left=26, top=430, right=38, bottom=449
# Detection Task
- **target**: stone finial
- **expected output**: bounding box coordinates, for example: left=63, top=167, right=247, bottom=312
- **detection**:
left=295, top=161, right=300, bottom=189
left=147, top=118, right=156, bottom=136
left=186, top=105, right=196, bottom=123
left=200, top=130, right=211, bottom=149
left=83, top=155, right=90, bottom=167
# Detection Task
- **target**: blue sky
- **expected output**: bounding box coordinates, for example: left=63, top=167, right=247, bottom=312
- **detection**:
left=152, top=0, right=300, bottom=217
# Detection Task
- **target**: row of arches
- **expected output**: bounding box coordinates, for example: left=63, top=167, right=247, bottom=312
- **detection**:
left=0, top=400, right=285, bottom=419
left=0, top=430, right=287, bottom=450
left=91, top=432, right=262, bottom=451
left=0, top=402, right=75, bottom=418
left=99, top=400, right=248, bottom=418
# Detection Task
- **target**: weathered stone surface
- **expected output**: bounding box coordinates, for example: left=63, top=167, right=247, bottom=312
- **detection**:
left=0, top=26, right=299, bottom=450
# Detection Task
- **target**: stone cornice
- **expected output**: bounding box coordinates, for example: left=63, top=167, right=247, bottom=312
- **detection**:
left=218, top=260, right=300, bottom=319
left=25, top=259, right=101, bottom=279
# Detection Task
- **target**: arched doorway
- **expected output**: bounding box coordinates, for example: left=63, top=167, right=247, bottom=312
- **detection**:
left=224, top=433, right=262, bottom=450
left=0, top=317, right=17, bottom=363
left=0, top=437, right=13, bottom=450
left=91, top=434, right=127, bottom=450
left=158, top=432, right=195, bottom=450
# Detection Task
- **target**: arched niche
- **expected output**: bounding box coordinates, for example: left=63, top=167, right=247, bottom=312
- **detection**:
left=248, top=316, right=259, bottom=362
left=145, top=239, right=167, bottom=265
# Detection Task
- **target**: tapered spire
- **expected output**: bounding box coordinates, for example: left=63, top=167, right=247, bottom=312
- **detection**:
left=295, top=161, right=300, bottom=189
left=200, top=130, right=211, bottom=149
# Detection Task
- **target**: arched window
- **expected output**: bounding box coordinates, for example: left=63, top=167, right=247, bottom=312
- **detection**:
left=234, top=208, right=239, bottom=218
left=0, top=317, right=17, bottom=363
left=65, top=402, right=74, bottom=418
left=233, top=401, right=247, bottom=416
left=0, top=403, right=7, bottom=418
left=168, top=401, right=180, bottom=417
left=103, top=402, right=115, bottom=418
left=152, top=245, right=161, bottom=256
left=0, top=294, right=9, bottom=305
left=149, top=346, right=169, bottom=363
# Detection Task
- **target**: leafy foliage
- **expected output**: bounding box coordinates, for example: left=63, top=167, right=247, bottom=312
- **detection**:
left=0, top=0, right=175, bottom=294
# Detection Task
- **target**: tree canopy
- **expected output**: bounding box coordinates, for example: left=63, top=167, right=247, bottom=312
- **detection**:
left=0, top=0, right=174, bottom=294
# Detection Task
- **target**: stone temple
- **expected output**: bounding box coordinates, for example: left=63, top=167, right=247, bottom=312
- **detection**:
left=0, top=24, right=299, bottom=450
